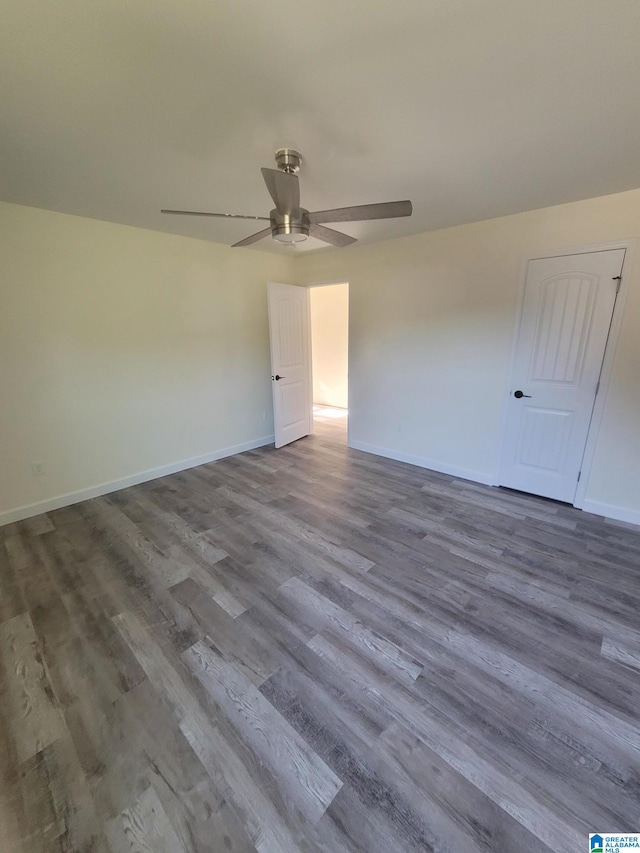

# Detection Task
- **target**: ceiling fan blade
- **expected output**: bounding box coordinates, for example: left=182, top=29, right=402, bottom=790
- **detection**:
left=308, top=200, right=412, bottom=224
left=309, top=223, right=357, bottom=247
left=161, top=209, right=269, bottom=220
left=261, top=168, right=300, bottom=216
left=231, top=227, right=272, bottom=248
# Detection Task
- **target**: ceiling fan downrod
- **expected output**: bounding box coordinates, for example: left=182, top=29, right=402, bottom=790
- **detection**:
left=274, top=148, right=302, bottom=174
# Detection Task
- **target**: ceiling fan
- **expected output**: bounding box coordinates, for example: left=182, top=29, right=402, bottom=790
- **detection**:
left=161, top=149, right=412, bottom=248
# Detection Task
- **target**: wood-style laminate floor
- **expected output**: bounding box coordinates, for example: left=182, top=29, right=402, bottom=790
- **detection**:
left=1, top=407, right=639, bottom=852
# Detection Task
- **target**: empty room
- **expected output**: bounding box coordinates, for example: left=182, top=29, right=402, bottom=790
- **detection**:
left=2, top=2, right=640, bottom=851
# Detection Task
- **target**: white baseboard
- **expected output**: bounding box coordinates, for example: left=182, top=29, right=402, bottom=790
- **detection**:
left=6, top=433, right=636, bottom=530
left=580, top=499, right=640, bottom=527
left=349, top=440, right=640, bottom=525
left=348, top=438, right=495, bottom=486
left=0, top=435, right=275, bottom=527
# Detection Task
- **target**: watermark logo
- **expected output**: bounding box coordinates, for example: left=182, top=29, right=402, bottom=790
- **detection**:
left=590, top=834, right=640, bottom=851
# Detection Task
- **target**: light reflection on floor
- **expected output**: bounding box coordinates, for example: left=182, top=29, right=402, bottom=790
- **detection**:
left=313, top=405, right=348, bottom=420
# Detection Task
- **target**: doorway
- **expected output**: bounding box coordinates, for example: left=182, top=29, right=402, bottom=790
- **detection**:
left=267, top=281, right=349, bottom=449
left=309, top=282, right=349, bottom=442
left=499, top=248, right=625, bottom=503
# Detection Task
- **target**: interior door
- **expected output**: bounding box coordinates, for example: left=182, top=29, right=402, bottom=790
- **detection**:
left=499, top=249, right=624, bottom=502
left=267, top=282, right=312, bottom=449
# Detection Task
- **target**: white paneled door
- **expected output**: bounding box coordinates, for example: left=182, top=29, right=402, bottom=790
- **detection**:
left=267, top=282, right=312, bottom=449
left=499, top=249, right=624, bottom=502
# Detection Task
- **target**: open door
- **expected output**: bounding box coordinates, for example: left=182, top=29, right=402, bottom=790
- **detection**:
left=267, top=282, right=312, bottom=448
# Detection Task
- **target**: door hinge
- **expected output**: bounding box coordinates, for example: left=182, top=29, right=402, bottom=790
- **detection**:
left=595, top=379, right=600, bottom=397
left=577, top=470, right=582, bottom=483
left=613, top=275, right=622, bottom=293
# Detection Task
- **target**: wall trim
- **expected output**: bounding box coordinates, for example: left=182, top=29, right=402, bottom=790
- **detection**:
left=350, top=439, right=640, bottom=525
left=348, top=438, right=494, bottom=486
left=0, top=434, right=275, bottom=527
left=573, top=242, right=635, bottom=508
left=580, top=499, right=640, bottom=528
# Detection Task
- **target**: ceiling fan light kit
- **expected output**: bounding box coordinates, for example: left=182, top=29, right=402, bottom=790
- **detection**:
left=272, top=219, right=309, bottom=243
left=161, top=148, right=412, bottom=248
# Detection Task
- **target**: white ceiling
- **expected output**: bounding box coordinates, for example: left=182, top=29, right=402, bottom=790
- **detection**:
left=2, top=0, right=640, bottom=254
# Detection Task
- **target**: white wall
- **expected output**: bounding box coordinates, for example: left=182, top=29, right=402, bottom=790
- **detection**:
left=310, top=283, right=348, bottom=408
left=297, top=188, right=640, bottom=524
left=0, top=201, right=295, bottom=523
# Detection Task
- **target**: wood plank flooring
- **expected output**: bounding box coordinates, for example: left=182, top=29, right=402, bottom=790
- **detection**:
left=1, top=407, right=639, bottom=851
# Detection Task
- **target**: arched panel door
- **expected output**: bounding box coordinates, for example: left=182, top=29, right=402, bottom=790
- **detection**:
left=499, top=249, right=624, bottom=502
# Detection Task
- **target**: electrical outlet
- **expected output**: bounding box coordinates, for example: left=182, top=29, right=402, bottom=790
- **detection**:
left=262, top=411, right=267, bottom=421
left=31, top=461, right=44, bottom=476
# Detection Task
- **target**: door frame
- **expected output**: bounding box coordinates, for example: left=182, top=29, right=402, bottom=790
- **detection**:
left=305, top=279, right=350, bottom=439
left=497, top=240, right=635, bottom=508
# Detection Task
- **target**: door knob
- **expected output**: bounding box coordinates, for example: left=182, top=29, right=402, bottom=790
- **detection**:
left=514, top=390, right=532, bottom=399
left=273, top=374, right=286, bottom=381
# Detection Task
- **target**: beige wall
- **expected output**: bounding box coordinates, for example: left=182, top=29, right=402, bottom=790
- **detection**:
left=3, top=187, right=640, bottom=526
left=297, top=188, right=640, bottom=523
left=0, top=201, right=295, bottom=521
left=310, top=283, right=348, bottom=408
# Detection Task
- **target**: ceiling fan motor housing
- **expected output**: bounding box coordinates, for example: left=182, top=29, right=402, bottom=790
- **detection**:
left=271, top=207, right=309, bottom=242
